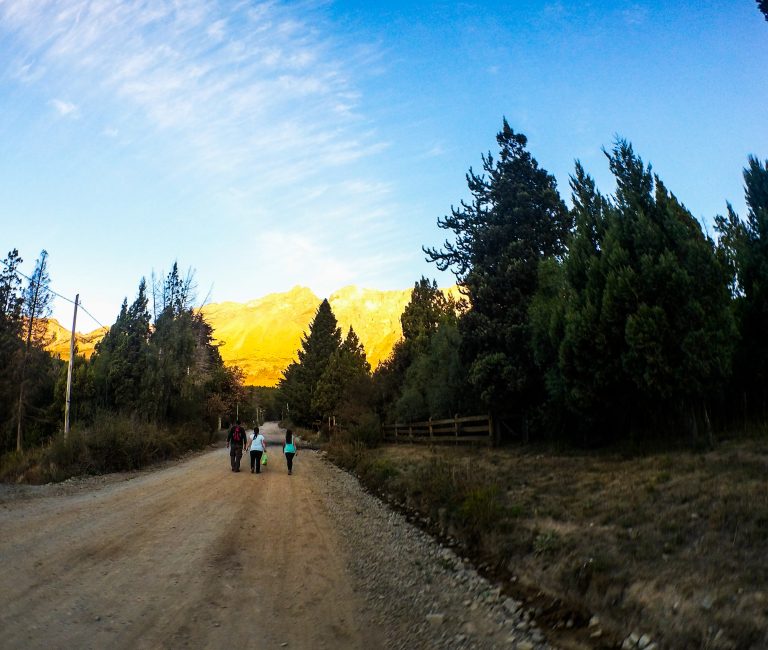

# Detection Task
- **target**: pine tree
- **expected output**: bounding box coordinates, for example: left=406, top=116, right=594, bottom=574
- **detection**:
left=92, top=280, right=153, bottom=415
left=279, top=299, right=341, bottom=426
left=16, top=250, right=54, bottom=451
left=373, top=277, right=461, bottom=420
left=424, top=120, right=570, bottom=439
left=0, top=249, right=24, bottom=337
left=312, top=327, right=371, bottom=419
left=549, top=163, right=618, bottom=437
left=400, top=277, right=455, bottom=354
left=716, top=155, right=768, bottom=416
left=394, top=313, right=468, bottom=422
left=553, top=141, right=735, bottom=442
left=0, top=249, right=24, bottom=451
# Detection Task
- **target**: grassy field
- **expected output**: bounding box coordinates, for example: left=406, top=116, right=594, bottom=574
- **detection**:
left=328, top=436, right=768, bottom=650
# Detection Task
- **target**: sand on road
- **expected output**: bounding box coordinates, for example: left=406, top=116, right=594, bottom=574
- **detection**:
left=0, top=422, right=382, bottom=649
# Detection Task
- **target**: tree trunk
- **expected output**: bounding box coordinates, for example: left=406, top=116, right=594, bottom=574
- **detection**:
left=15, top=378, right=25, bottom=452
left=16, top=262, right=43, bottom=452
left=703, top=401, right=714, bottom=449
left=743, top=391, right=748, bottom=435
left=689, top=402, right=699, bottom=447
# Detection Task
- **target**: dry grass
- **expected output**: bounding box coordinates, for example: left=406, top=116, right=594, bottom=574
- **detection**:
left=329, top=438, right=768, bottom=649
left=0, top=415, right=213, bottom=484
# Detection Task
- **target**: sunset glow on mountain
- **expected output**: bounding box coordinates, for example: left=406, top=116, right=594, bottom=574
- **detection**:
left=46, top=285, right=461, bottom=386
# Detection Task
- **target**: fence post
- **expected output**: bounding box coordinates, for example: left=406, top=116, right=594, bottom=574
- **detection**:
left=394, top=423, right=398, bottom=444
left=454, top=413, right=459, bottom=445
left=429, top=417, right=433, bottom=444
left=409, top=423, right=413, bottom=443
left=488, top=413, right=494, bottom=446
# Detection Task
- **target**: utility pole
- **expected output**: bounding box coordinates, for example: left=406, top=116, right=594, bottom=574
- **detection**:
left=64, top=294, right=79, bottom=438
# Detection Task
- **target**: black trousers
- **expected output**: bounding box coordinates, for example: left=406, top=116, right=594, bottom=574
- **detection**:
left=285, top=452, right=295, bottom=472
left=250, top=450, right=263, bottom=472
left=230, top=447, right=243, bottom=471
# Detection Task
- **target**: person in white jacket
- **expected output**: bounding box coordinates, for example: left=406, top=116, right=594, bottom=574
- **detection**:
left=249, top=426, right=267, bottom=474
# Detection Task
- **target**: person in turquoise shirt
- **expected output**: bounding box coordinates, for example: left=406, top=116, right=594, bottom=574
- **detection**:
left=283, top=429, right=297, bottom=475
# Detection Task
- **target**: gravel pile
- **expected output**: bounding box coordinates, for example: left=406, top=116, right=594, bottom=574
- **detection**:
left=318, top=454, right=559, bottom=650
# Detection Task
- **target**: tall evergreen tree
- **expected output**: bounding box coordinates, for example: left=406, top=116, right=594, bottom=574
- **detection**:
left=17, top=250, right=54, bottom=451
left=21, top=250, right=53, bottom=349
left=92, top=280, right=152, bottom=414
left=716, top=155, right=768, bottom=416
left=400, top=277, right=455, bottom=354
left=546, top=141, right=735, bottom=442
left=424, top=120, right=570, bottom=439
left=394, top=312, right=469, bottom=422
left=313, top=327, right=371, bottom=420
left=373, top=277, right=461, bottom=420
left=0, top=249, right=24, bottom=451
left=0, top=249, right=24, bottom=337
left=279, top=299, right=341, bottom=426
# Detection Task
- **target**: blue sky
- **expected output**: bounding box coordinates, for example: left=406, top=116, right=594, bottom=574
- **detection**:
left=1, top=0, right=766, bottom=328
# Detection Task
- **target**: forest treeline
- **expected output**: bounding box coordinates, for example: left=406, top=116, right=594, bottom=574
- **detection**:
left=280, top=120, right=768, bottom=447
left=3, top=118, right=767, bottom=473
left=0, top=259, right=243, bottom=477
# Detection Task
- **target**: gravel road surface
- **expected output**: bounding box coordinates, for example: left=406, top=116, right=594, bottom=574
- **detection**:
left=0, top=422, right=554, bottom=650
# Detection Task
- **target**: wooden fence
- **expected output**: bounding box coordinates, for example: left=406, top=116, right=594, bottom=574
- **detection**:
left=383, top=414, right=493, bottom=445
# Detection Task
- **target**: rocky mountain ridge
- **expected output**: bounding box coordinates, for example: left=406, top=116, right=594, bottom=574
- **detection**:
left=46, top=285, right=460, bottom=386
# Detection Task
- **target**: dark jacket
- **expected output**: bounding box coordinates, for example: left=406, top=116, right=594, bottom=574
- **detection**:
left=227, top=425, right=246, bottom=449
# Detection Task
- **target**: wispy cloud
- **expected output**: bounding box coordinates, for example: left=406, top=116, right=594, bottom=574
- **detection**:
left=50, top=98, right=77, bottom=116
left=421, top=143, right=446, bottom=159
left=0, top=0, right=408, bottom=295
left=0, top=0, right=386, bottom=204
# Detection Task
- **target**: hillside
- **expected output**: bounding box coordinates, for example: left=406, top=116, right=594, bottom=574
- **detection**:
left=45, top=319, right=108, bottom=360
left=45, top=285, right=461, bottom=386
left=199, top=285, right=433, bottom=385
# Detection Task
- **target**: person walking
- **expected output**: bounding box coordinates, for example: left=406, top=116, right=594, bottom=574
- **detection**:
left=226, top=419, right=247, bottom=472
left=283, top=428, right=297, bottom=475
left=249, top=426, right=267, bottom=474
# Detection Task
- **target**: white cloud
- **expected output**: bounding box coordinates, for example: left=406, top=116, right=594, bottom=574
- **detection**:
left=1, top=1, right=382, bottom=188
left=422, top=143, right=446, bottom=159
left=0, top=0, right=409, bottom=299
left=50, top=98, right=77, bottom=116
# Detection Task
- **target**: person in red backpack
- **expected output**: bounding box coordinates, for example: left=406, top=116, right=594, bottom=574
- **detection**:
left=226, top=420, right=246, bottom=472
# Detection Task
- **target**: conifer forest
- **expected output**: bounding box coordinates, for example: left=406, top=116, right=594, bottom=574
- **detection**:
left=2, top=120, right=768, bottom=472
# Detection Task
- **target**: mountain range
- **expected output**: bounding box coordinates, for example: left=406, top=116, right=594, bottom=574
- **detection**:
left=45, top=285, right=459, bottom=386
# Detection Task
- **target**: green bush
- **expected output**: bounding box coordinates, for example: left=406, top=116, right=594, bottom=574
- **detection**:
left=347, top=411, right=383, bottom=447
left=1, top=414, right=212, bottom=484
left=359, top=457, right=399, bottom=486
left=533, top=530, right=561, bottom=556
left=326, top=437, right=368, bottom=471
left=458, top=485, right=505, bottom=532
left=0, top=447, right=45, bottom=483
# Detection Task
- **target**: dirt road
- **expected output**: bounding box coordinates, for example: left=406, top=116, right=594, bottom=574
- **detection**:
left=0, top=422, right=382, bottom=649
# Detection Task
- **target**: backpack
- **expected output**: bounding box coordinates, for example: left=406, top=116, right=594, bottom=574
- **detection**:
left=232, top=426, right=244, bottom=444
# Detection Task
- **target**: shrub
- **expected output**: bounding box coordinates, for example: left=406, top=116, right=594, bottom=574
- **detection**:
left=0, top=447, right=45, bottom=483
left=533, top=530, right=561, bottom=556
left=458, top=485, right=505, bottom=533
left=347, top=411, right=383, bottom=446
left=359, top=457, right=399, bottom=486
left=1, top=414, right=212, bottom=483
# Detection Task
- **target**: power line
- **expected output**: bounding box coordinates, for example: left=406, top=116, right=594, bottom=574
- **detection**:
left=78, top=304, right=107, bottom=330
left=0, top=257, right=108, bottom=330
